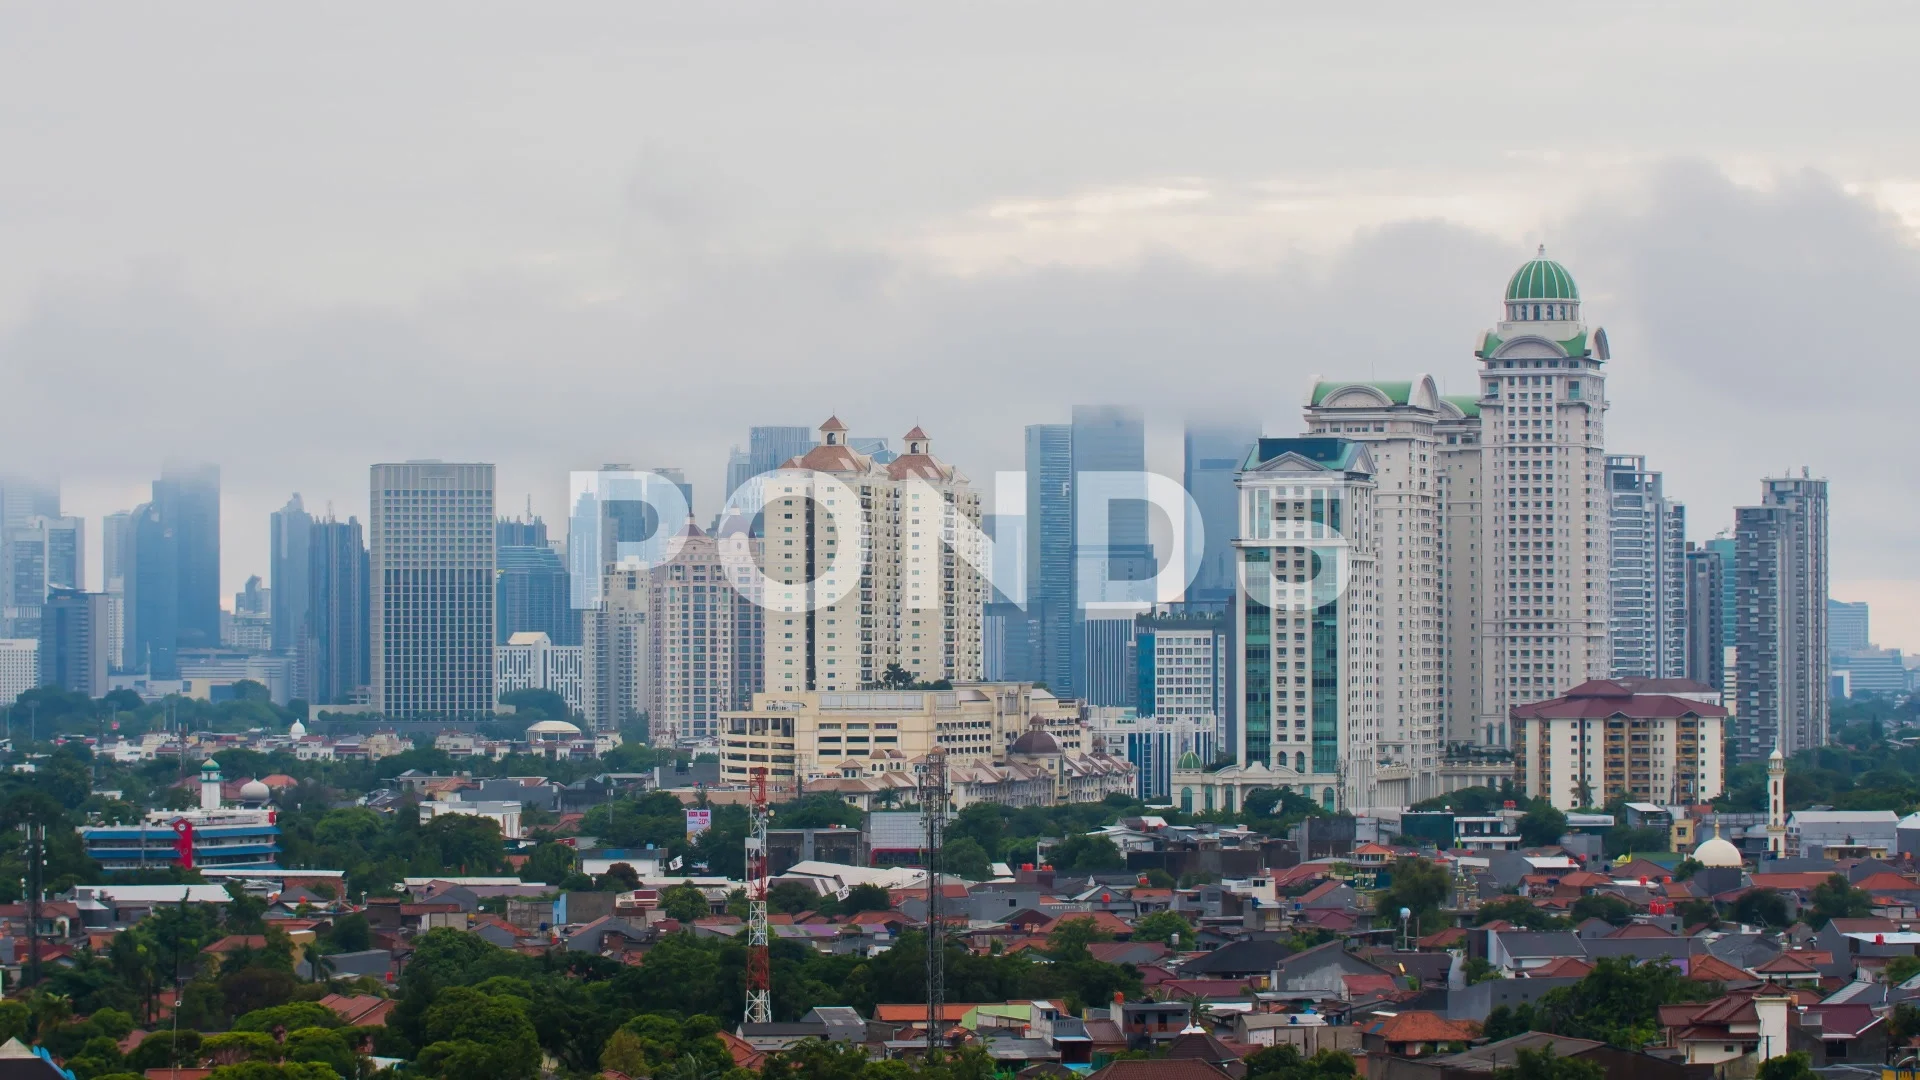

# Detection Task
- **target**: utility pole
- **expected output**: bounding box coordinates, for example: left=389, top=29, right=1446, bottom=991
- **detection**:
left=20, top=819, right=45, bottom=987
left=918, top=748, right=948, bottom=1054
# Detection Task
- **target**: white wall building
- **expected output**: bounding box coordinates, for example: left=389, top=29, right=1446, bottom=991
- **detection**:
left=583, top=562, right=652, bottom=735
left=419, top=797, right=524, bottom=840
left=495, top=631, right=584, bottom=715
left=762, top=419, right=983, bottom=694
left=1606, top=455, right=1687, bottom=680
left=0, top=638, right=37, bottom=706
left=1513, top=679, right=1725, bottom=810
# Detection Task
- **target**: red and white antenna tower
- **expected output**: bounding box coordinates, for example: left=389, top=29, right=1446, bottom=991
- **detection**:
left=744, top=767, right=772, bottom=1024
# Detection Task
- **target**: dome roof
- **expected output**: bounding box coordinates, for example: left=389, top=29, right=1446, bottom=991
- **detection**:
left=289, top=719, right=306, bottom=737
left=1693, top=835, right=1743, bottom=868
left=526, top=719, right=583, bottom=736
left=1009, top=729, right=1062, bottom=755
left=1506, top=251, right=1579, bottom=302
left=1177, top=751, right=1203, bottom=770
left=239, top=780, right=271, bottom=802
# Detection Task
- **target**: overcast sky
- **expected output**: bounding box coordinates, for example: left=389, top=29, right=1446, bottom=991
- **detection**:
left=4, top=3, right=1919, bottom=649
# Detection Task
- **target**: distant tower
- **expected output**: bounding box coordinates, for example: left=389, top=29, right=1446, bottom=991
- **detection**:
left=201, top=758, right=223, bottom=811
left=1766, top=748, right=1787, bottom=858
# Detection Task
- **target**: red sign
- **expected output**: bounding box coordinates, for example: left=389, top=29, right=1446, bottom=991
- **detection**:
left=170, top=819, right=196, bottom=869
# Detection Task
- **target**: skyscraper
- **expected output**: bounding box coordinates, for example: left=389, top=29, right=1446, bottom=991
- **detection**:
left=101, top=510, right=132, bottom=588
left=1024, top=423, right=1074, bottom=694
left=38, top=587, right=109, bottom=697
left=1706, top=534, right=1737, bottom=650
left=154, top=462, right=221, bottom=650
left=1735, top=471, right=1829, bottom=758
left=1828, top=600, right=1870, bottom=654
left=1233, top=437, right=1379, bottom=810
left=306, top=516, right=369, bottom=706
left=269, top=495, right=312, bottom=655
left=762, top=419, right=982, bottom=692
left=583, top=562, right=652, bottom=734
left=748, top=426, right=815, bottom=484
left=1072, top=406, right=1154, bottom=707
left=496, top=545, right=578, bottom=646
left=1183, top=421, right=1260, bottom=611
left=495, top=514, right=548, bottom=548
left=0, top=476, right=59, bottom=534
left=125, top=501, right=179, bottom=678
left=1685, top=543, right=1726, bottom=691
left=1605, top=455, right=1687, bottom=679
left=1470, top=251, right=1611, bottom=745
left=3, top=515, right=83, bottom=639
left=1302, top=378, right=1453, bottom=801
left=651, top=523, right=750, bottom=745
left=370, top=462, right=496, bottom=716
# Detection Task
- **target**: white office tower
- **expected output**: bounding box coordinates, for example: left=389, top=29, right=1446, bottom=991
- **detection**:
left=1233, top=437, right=1380, bottom=811
left=583, top=562, right=653, bottom=735
left=1470, top=251, right=1611, bottom=745
left=369, top=462, right=496, bottom=716
left=762, top=418, right=983, bottom=692
left=1605, top=455, right=1688, bottom=679
left=1302, top=377, right=1471, bottom=803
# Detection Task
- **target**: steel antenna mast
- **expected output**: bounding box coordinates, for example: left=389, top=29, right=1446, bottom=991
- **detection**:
left=918, top=748, right=948, bottom=1053
left=744, top=767, right=772, bottom=1024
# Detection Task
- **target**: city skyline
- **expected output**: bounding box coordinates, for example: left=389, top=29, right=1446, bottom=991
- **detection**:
left=4, top=7, right=1919, bottom=653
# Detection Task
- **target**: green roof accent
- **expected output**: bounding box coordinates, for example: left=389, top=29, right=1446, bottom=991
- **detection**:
left=1246, top=436, right=1368, bottom=472
left=1177, top=751, right=1203, bottom=770
left=1442, top=394, right=1480, bottom=418
left=1557, top=330, right=1589, bottom=356
left=1476, top=331, right=1503, bottom=358
left=1310, top=380, right=1412, bottom=406
left=1505, top=254, right=1579, bottom=301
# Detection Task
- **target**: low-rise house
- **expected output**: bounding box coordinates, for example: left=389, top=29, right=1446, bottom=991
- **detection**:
left=1360, top=1012, right=1479, bottom=1057
left=1657, top=986, right=1822, bottom=1064
left=1119, top=1001, right=1191, bottom=1047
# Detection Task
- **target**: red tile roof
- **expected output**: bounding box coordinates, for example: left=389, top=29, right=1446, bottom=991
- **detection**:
left=1530, top=956, right=1594, bottom=978
left=1854, top=873, right=1920, bottom=892
left=1367, top=1011, right=1479, bottom=1043
left=1686, top=955, right=1751, bottom=983
left=1511, top=679, right=1729, bottom=719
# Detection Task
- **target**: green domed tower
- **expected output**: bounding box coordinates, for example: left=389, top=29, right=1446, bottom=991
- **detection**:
left=1502, top=246, right=1580, bottom=322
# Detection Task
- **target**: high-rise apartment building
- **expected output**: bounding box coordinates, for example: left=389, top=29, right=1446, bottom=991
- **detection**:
left=37, top=588, right=109, bottom=697
left=583, top=562, right=653, bottom=735
left=763, top=419, right=983, bottom=693
left=269, top=495, right=312, bottom=656
left=154, top=462, right=221, bottom=650
left=650, top=523, right=747, bottom=745
left=1470, top=252, right=1611, bottom=744
left=1183, top=421, right=1260, bottom=611
left=495, top=514, right=548, bottom=549
left=370, top=462, right=496, bottom=716
left=495, top=631, right=584, bottom=715
left=306, top=516, right=369, bottom=706
left=1605, top=455, right=1687, bottom=679
left=1233, top=437, right=1380, bottom=810
left=1734, top=471, right=1829, bottom=758
left=1302, top=378, right=1457, bottom=802
left=496, top=545, right=578, bottom=646
left=1023, top=423, right=1075, bottom=693
left=3, top=515, right=83, bottom=639
left=1684, top=543, right=1726, bottom=691
left=1828, top=600, right=1870, bottom=654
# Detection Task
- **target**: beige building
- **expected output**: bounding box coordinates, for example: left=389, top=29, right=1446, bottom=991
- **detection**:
left=583, top=562, right=653, bottom=734
left=1512, top=678, right=1725, bottom=810
left=649, top=523, right=752, bottom=746
left=761, top=418, right=983, bottom=694
left=720, top=682, right=1084, bottom=796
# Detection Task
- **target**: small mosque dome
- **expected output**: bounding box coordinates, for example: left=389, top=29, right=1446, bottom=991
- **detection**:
left=1505, top=250, right=1579, bottom=301
left=1693, top=835, right=1743, bottom=868
left=290, top=718, right=307, bottom=738
left=1009, top=729, right=1062, bottom=755
left=526, top=719, right=583, bottom=737
left=239, top=779, right=271, bottom=803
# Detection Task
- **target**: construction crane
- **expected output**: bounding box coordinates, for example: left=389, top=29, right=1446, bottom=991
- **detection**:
left=744, top=767, right=772, bottom=1025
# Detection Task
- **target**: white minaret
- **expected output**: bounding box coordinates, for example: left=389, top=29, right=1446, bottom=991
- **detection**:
left=1766, top=747, right=1787, bottom=858
left=200, top=758, right=223, bottom=811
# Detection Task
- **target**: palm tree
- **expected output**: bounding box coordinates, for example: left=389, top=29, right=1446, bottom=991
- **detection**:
left=655, top=1057, right=722, bottom=1080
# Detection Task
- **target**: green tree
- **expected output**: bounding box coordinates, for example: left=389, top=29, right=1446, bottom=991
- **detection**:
left=1048, top=834, right=1124, bottom=873
left=1886, top=955, right=1920, bottom=985
left=1491, top=1046, right=1606, bottom=1080
left=1808, top=874, right=1873, bottom=928
left=841, top=883, right=893, bottom=913
left=764, top=880, right=818, bottom=916
left=1517, top=802, right=1568, bottom=847
left=1569, top=894, right=1634, bottom=927
left=283, top=1027, right=356, bottom=1077
left=1046, top=916, right=1115, bottom=958
left=1377, top=857, right=1451, bottom=934
left=1483, top=1004, right=1535, bottom=1042
left=517, top=841, right=576, bottom=885
left=1528, top=955, right=1717, bottom=1049
left=1245, top=1043, right=1358, bottom=1080
left=941, top=837, right=992, bottom=881
left=415, top=987, right=540, bottom=1080
left=1464, top=957, right=1502, bottom=985
left=1755, top=1052, right=1818, bottom=1080
left=233, top=1002, right=342, bottom=1033
left=660, top=881, right=713, bottom=923
left=498, top=687, right=571, bottom=719
left=1129, top=910, right=1195, bottom=946
left=318, top=913, right=371, bottom=955
left=1733, top=887, right=1792, bottom=928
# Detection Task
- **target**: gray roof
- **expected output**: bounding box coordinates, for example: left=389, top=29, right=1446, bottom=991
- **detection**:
left=1433, top=1032, right=1606, bottom=1070
left=1181, top=937, right=1294, bottom=975
left=1494, top=931, right=1586, bottom=959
